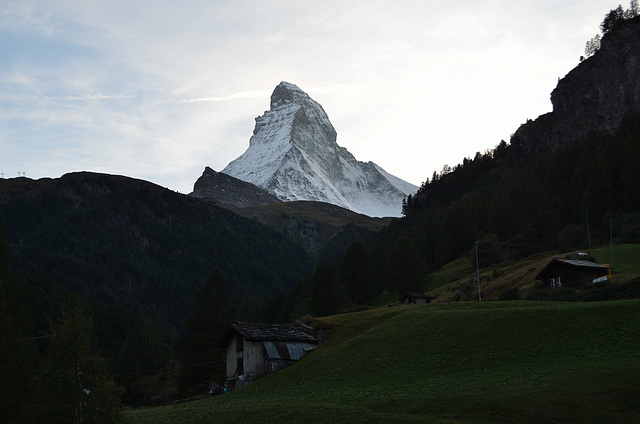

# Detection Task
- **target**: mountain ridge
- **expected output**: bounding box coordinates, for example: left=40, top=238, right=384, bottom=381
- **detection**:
left=232, top=200, right=392, bottom=259
left=189, top=166, right=392, bottom=257
left=0, top=171, right=314, bottom=338
left=190, top=166, right=281, bottom=208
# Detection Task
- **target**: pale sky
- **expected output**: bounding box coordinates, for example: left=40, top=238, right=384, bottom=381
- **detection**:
left=0, top=0, right=619, bottom=193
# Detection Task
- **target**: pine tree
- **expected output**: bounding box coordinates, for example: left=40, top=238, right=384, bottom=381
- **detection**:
left=339, top=242, right=378, bottom=305
left=624, top=0, right=639, bottom=18
left=309, top=258, right=341, bottom=316
left=117, top=319, right=174, bottom=404
left=175, top=269, right=235, bottom=391
left=186, top=269, right=234, bottom=346
left=32, top=306, right=125, bottom=423
left=584, top=34, right=601, bottom=58
left=0, top=229, right=37, bottom=424
left=387, top=237, right=426, bottom=295
left=601, top=5, right=625, bottom=34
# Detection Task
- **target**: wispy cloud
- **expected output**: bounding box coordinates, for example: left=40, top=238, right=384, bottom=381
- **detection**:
left=177, top=90, right=269, bottom=104
left=4, top=71, right=38, bottom=88
left=0, top=1, right=52, bottom=34
left=61, top=93, right=129, bottom=101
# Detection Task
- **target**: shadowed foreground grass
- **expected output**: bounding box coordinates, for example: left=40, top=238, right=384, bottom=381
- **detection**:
left=127, top=300, right=640, bottom=423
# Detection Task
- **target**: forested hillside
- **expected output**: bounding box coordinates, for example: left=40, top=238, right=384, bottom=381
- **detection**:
left=300, top=111, right=640, bottom=315
left=405, top=111, right=640, bottom=266
left=0, top=172, right=313, bottom=345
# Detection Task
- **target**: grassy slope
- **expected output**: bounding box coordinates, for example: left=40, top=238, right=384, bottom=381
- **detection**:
left=429, top=244, right=640, bottom=301
left=592, top=244, right=640, bottom=279
left=127, top=300, right=640, bottom=423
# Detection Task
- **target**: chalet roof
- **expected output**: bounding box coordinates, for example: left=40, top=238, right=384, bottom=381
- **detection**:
left=401, top=292, right=436, bottom=301
left=536, top=258, right=609, bottom=279
left=554, top=259, right=609, bottom=269
left=262, top=341, right=317, bottom=360
left=227, top=321, right=318, bottom=344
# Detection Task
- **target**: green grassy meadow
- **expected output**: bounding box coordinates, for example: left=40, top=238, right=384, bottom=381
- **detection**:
left=127, top=300, right=640, bottom=423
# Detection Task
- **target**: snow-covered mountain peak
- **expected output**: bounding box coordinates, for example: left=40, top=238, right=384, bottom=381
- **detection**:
left=270, top=81, right=312, bottom=109
left=222, top=82, right=417, bottom=217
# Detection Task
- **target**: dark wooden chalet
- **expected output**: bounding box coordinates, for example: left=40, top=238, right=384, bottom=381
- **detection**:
left=536, top=258, right=610, bottom=289
left=223, top=322, right=319, bottom=389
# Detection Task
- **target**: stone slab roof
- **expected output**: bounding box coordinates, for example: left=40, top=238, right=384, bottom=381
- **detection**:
left=227, top=321, right=318, bottom=343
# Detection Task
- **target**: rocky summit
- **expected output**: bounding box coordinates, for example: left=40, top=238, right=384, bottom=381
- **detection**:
left=222, top=81, right=417, bottom=218
left=512, top=16, right=640, bottom=154
left=190, top=166, right=281, bottom=208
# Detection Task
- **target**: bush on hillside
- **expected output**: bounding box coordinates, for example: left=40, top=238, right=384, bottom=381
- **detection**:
left=498, top=286, right=521, bottom=300
left=469, top=233, right=503, bottom=268
left=523, top=282, right=577, bottom=301
left=523, top=278, right=640, bottom=302
left=577, top=279, right=640, bottom=301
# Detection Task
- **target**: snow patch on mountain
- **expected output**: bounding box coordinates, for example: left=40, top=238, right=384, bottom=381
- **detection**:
left=223, top=82, right=417, bottom=217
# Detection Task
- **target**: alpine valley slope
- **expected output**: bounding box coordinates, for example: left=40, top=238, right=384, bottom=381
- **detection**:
left=222, top=82, right=417, bottom=218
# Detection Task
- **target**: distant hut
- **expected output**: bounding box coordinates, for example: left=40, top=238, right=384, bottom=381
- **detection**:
left=536, top=258, right=610, bottom=289
left=400, top=292, right=436, bottom=305
left=223, top=322, right=319, bottom=390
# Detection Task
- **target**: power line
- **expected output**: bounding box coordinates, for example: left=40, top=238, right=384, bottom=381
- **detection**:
left=15, top=334, right=51, bottom=341
left=110, top=359, right=226, bottom=378
left=114, top=349, right=226, bottom=369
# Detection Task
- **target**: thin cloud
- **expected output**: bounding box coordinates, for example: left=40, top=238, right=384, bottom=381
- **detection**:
left=5, top=71, right=38, bottom=88
left=0, top=1, right=53, bottom=35
left=61, top=93, right=128, bottom=101
left=178, top=90, right=269, bottom=104
left=0, top=93, right=128, bottom=103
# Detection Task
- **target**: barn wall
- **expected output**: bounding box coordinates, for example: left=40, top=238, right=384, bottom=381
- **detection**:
left=243, top=340, right=265, bottom=378
left=226, top=334, right=238, bottom=381
left=542, top=264, right=608, bottom=288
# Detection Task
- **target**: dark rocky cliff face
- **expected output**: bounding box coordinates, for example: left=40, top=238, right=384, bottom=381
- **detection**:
left=190, top=166, right=281, bottom=208
left=512, top=16, right=640, bottom=154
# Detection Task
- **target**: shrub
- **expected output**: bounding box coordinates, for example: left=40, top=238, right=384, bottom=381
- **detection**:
left=523, top=285, right=577, bottom=301
left=577, top=279, right=640, bottom=301
left=498, top=286, right=521, bottom=300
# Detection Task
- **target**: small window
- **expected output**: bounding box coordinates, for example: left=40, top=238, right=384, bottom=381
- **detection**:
left=236, top=335, right=244, bottom=353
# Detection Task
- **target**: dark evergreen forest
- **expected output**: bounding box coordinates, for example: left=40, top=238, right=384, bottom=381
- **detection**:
left=0, top=172, right=313, bottom=334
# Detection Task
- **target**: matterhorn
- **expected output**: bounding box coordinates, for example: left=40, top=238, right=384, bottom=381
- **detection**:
left=222, top=82, right=417, bottom=217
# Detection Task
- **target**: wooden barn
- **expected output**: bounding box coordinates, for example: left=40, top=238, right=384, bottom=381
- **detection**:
left=536, top=258, right=610, bottom=289
left=223, top=322, right=319, bottom=389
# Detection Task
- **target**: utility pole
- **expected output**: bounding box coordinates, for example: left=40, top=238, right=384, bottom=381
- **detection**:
left=610, top=218, right=614, bottom=274
left=585, top=209, right=592, bottom=251
left=475, top=241, right=482, bottom=301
